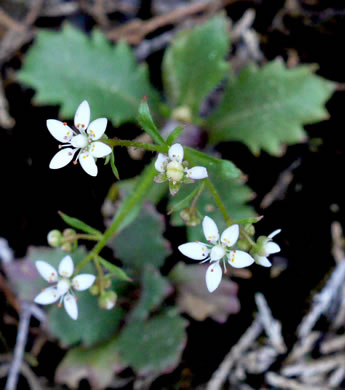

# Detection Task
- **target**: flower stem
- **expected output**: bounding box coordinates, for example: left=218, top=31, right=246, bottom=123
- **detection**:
left=204, top=178, right=233, bottom=226
left=105, top=138, right=168, bottom=153
left=75, top=162, right=157, bottom=272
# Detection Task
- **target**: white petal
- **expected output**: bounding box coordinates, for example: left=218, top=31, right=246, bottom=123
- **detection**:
left=178, top=242, right=209, bottom=260
left=64, top=294, right=78, bottom=320
left=210, top=245, right=225, bottom=261
left=58, top=255, right=74, bottom=278
left=206, top=262, right=222, bottom=293
left=34, top=287, right=60, bottom=305
left=46, top=120, right=74, bottom=142
left=221, top=224, right=239, bottom=247
left=71, top=134, right=87, bottom=149
left=268, top=229, right=281, bottom=239
left=228, top=250, right=255, bottom=268
left=35, top=260, right=58, bottom=283
left=89, top=141, right=112, bottom=158
left=57, top=279, right=70, bottom=296
left=155, top=153, right=169, bottom=173
left=74, top=100, right=90, bottom=131
left=265, top=242, right=280, bottom=255
left=168, top=143, right=184, bottom=162
left=87, top=118, right=108, bottom=140
left=255, top=256, right=272, bottom=267
left=79, top=152, right=98, bottom=176
left=202, top=216, right=219, bottom=243
left=185, top=166, right=208, bottom=180
left=49, top=148, right=76, bottom=169
left=72, top=274, right=96, bottom=291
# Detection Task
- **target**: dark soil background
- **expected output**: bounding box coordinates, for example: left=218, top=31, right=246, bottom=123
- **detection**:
left=1, top=1, right=345, bottom=389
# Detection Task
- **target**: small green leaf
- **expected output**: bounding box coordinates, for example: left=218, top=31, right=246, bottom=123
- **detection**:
left=118, top=310, right=187, bottom=375
left=184, top=147, right=240, bottom=180
left=110, top=152, right=120, bottom=180
left=97, top=256, right=132, bottom=282
left=138, top=99, right=166, bottom=145
left=130, top=265, right=172, bottom=321
left=58, top=211, right=103, bottom=238
left=18, top=24, right=159, bottom=125
left=206, top=59, right=335, bottom=155
left=163, top=14, right=230, bottom=117
left=166, top=125, right=184, bottom=145
left=56, top=337, right=124, bottom=389
left=109, top=203, right=171, bottom=271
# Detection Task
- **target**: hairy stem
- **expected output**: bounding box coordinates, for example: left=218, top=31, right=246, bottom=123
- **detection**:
left=105, top=138, right=168, bottom=153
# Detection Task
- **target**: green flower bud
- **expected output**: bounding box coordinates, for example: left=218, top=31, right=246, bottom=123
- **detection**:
left=47, top=230, right=62, bottom=248
left=236, top=239, right=251, bottom=252
left=98, top=291, right=117, bottom=310
left=180, top=208, right=201, bottom=227
left=61, top=242, right=73, bottom=252
left=63, top=228, right=77, bottom=239
left=90, top=284, right=99, bottom=296
left=171, top=106, right=192, bottom=123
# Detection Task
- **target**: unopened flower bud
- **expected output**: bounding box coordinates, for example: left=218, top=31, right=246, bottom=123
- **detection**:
left=47, top=230, right=62, bottom=248
left=90, top=284, right=99, bottom=296
left=236, top=239, right=251, bottom=252
left=172, top=106, right=193, bottom=123
left=180, top=208, right=201, bottom=227
left=98, top=291, right=117, bottom=310
left=61, top=242, right=73, bottom=252
left=63, top=228, right=77, bottom=239
left=244, top=224, right=255, bottom=235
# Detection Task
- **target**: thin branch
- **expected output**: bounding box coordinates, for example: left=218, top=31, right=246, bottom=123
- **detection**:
left=205, top=317, right=263, bottom=390
left=5, top=302, right=32, bottom=390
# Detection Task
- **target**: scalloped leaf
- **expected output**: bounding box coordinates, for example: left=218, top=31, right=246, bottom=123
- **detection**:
left=109, top=203, right=171, bottom=271
left=118, top=310, right=187, bottom=375
left=169, top=262, right=240, bottom=322
left=206, top=60, right=335, bottom=155
left=55, top=338, right=124, bottom=389
left=162, top=14, right=230, bottom=117
left=129, top=265, right=172, bottom=321
left=18, top=24, right=159, bottom=125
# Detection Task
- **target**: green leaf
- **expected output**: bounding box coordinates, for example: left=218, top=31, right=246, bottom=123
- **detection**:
left=130, top=265, right=172, bottom=321
left=170, top=176, right=255, bottom=242
left=206, top=60, right=335, bottom=155
left=163, top=14, right=230, bottom=117
left=110, top=152, right=120, bottom=180
left=138, top=99, right=166, bottom=145
left=58, top=211, right=102, bottom=237
left=18, top=24, right=159, bottom=125
left=97, top=256, right=132, bottom=282
left=118, top=310, right=187, bottom=375
left=55, top=338, right=124, bottom=389
left=184, top=147, right=240, bottom=180
left=166, top=125, right=184, bottom=145
left=109, top=203, right=171, bottom=271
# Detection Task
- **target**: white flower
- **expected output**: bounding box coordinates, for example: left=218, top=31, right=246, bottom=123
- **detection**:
left=47, top=100, right=112, bottom=176
left=254, top=229, right=281, bottom=267
left=154, top=143, right=208, bottom=195
left=34, top=255, right=96, bottom=320
left=178, top=216, right=254, bottom=292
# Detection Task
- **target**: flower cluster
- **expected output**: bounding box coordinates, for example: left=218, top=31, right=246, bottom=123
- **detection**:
left=47, top=100, right=112, bottom=176
left=34, top=255, right=96, bottom=320
left=178, top=216, right=281, bottom=292
left=154, top=143, right=208, bottom=195
left=179, top=216, right=255, bottom=292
